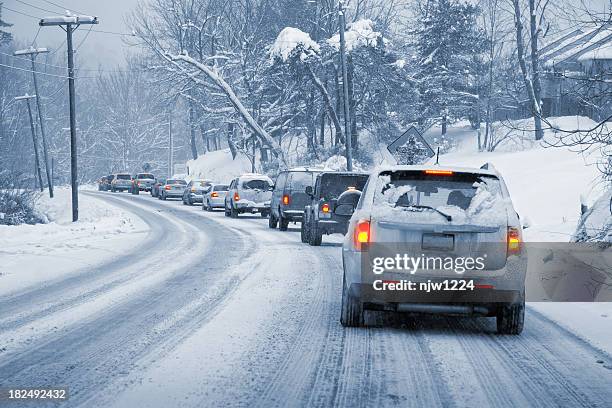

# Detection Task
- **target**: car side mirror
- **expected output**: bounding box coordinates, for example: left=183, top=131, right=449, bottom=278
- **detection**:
left=305, top=186, right=313, bottom=197
left=334, top=203, right=355, bottom=216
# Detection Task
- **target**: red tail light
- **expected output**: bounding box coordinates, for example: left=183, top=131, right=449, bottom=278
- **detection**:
left=282, top=194, right=290, bottom=205
left=234, top=192, right=240, bottom=201
left=165, top=185, right=171, bottom=190
left=211, top=192, right=219, bottom=198
left=507, top=227, right=521, bottom=256
left=353, top=220, right=371, bottom=251
left=321, top=203, right=330, bottom=213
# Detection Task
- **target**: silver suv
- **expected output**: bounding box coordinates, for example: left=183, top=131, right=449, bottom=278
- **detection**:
left=340, top=165, right=526, bottom=334
left=225, top=174, right=273, bottom=218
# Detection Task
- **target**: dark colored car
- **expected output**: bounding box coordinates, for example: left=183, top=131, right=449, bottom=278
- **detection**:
left=151, top=177, right=167, bottom=198
left=269, top=168, right=322, bottom=231
left=182, top=179, right=212, bottom=205
left=130, top=173, right=156, bottom=194
left=301, top=171, right=369, bottom=246
left=98, top=175, right=111, bottom=191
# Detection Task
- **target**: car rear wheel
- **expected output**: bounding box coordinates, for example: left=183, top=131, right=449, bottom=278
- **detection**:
left=279, top=214, right=289, bottom=231
left=260, top=210, right=269, bottom=218
left=230, top=205, right=239, bottom=218
left=206, top=201, right=213, bottom=212
left=340, top=273, right=363, bottom=327
left=224, top=205, right=230, bottom=217
left=308, top=222, right=322, bottom=246
left=300, top=219, right=309, bottom=243
left=496, top=299, right=525, bottom=335
left=268, top=213, right=278, bottom=229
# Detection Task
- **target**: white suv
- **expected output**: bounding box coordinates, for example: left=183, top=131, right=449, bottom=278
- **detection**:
left=225, top=174, right=274, bottom=218
left=340, top=165, right=526, bottom=334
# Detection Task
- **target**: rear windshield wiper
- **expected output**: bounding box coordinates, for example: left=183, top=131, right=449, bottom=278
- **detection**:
left=394, top=204, right=452, bottom=222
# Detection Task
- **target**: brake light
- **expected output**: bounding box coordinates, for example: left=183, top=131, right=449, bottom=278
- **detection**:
left=353, top=220, right=371, bottom=251
left=282, top=194, right=290, bottom=205
left=165, top=185, right=171, bottom=190
left=507, top=227, right=521, bottom=255
left=191, top=187, right=197, bottom=192
left=321, top=203, right=330, bottom=213
left=424, top=169, right=454, bottom=176
left=211, top=192, right=219, bottom=198
left=234, top=192, right=240, bottom=201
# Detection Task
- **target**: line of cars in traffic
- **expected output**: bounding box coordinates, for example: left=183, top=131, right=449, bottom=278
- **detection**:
left=97, top=164, right=526, bottom=334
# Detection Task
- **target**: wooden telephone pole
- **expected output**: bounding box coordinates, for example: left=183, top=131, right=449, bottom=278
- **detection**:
left=14, top=46, right=54, bottom=198
left=15, top=94, right=44, bottom=192
left=40, top=13, right=98, bottom=222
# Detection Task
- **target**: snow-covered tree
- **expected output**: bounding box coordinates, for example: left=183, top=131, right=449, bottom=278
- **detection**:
left=414, top=0, right=486, bottom=136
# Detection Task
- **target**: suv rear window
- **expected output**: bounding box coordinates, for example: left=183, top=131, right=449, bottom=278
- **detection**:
left=242, top=179, right=272, bottom=190
left=319, top=174, right=369, bottom=200
left=289, top=172, right=316, bottom=191
left=137, top=173, right=154, bottom=179
left=376, top=170, right=502, bottom=211
left=167, top=179, right=187, bottom=185
left=116, top=174, right=131, bottom=180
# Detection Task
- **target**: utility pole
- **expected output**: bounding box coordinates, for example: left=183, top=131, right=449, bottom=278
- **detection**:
left=338, top=1, right=353, bottom=171
left=15, top=94, right=44, bottom=192
left=40, top=13, right=98, bottom=222
left=14, top=46, right=54, bottom=198
left=168, top=118, right=173, bottom=178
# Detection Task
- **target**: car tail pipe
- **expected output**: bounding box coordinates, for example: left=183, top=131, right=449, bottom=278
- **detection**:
left=396, top=303, right=490, bottom=316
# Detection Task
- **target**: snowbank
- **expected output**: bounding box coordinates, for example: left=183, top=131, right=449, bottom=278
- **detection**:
left=573, top=189, right=612, bottom=241
left=0, top=187, right=148, bottom=296
left=186, top=149, right=253, bottom=183
left=270, top=27, right=320, bottom=62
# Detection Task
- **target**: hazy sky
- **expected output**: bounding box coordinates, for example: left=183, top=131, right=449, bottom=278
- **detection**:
left=3, top=0, right=611, bottom=70
left=4, top=0, right=138, bottom=69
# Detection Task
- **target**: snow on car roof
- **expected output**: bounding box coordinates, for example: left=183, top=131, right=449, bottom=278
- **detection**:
left=287, top=166, right=325, bottom=172
left=374, top=165, right=500, bottom=177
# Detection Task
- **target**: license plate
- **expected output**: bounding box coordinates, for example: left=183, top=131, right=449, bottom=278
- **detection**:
left=422, top=233, right=454, bottom=251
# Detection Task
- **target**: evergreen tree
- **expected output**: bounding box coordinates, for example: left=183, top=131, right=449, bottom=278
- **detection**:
left=0, top=3, right=12, bottom=46
left=414, top=0, right=486, bottom=133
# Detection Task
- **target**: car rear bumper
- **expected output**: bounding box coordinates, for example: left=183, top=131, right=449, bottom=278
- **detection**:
left=235, top=200, right=270, bottom=212
left=316, top=219, right=347, bottom=234
left=188, top=193, right=204, bottom=202
left=207, top=197, right=225, bottom=207
left=281, top=209, right=304, bottom=220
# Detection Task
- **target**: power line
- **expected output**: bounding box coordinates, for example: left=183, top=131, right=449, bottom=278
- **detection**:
left=75, top=25, right=94, bottom=50
left=3, top=5, right=41, bottom=19
left=0, top=62, right=96, bottom=79
left=14, top=0, right=57, bottom=15
left=30, top=26, right=42, bottom=46
left=40, top=0, right=86, bottom=15
left=0, top=52, right=151, bottom=74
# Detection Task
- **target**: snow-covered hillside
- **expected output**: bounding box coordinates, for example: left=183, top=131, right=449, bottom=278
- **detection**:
left=426, top=116, right=607, bottom=242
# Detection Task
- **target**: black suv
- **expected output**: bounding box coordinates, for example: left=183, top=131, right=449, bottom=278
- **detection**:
left=269, top=168, right=322, bottom=231
left=301, top=171, right=369, bottom=246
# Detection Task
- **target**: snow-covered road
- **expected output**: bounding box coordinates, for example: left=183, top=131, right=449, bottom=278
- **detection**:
left=1, top=191, right=611, bottom=407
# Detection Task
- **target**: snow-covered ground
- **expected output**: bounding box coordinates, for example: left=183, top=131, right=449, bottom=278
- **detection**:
left=0, top=187, right=149, bottom=296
